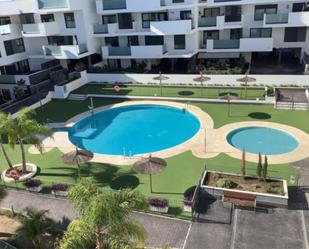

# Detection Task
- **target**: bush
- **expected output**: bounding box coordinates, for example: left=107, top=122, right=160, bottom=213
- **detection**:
left=51, top=183, right=69, bottom=192
left=23, top=179, right=42, bottom=188
left=183, top=186, right=196, bottom=206
left=148, top=198, right=169, bottom=208
left=216, top=178, right=234, bottom=189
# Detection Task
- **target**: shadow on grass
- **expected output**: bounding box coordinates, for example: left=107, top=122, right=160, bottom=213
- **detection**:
left=110, top=175, right=140, bottom=190
left=168, top=207, right=183, bottom=216
left=248, top=112, right=271, bottom=120
left=178, top=91, right=194, bottom=96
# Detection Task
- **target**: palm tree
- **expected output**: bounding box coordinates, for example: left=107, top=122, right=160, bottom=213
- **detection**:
left=58, top=178, right=147, bottom=249
left=0, top=112, right=13, bottom=168
left=16, top=207, right=53, bottom=249
left=7, top=108, right=53, bottom=173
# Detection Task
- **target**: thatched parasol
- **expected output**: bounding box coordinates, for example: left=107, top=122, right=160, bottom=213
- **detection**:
left=62, top=147, right=93, bottom=179
left=132, top=155, right=167, bottom=192
left=153, top=72, right=169, bottom=96
left=237, top=75, right=256, bottom=97
left=193, top=71, right=211, bottom=96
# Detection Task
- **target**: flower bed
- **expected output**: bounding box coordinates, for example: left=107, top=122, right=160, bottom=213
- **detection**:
left=200, top=171, right=288, bottom=207
left=51, top=183, right=69, bottom=197
left=183, top=186, right=196, bottom=212
left=148, top=198, right=169, bottom=213
left=1, top=163, right=38, bottom=183
left=23, top=179, right=42, bottom=193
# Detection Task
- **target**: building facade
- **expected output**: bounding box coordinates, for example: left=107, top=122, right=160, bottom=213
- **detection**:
left=0, top=0, right=309, bottom=101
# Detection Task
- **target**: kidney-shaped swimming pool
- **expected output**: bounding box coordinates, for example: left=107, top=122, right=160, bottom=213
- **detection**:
left=69, top=104, right=201, bottom=156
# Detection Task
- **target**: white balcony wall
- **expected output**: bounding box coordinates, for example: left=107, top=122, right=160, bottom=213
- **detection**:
left=131, top=45, right=164, bottom=58
left=126, top=0, right=161, bottom=12
left=151, top=20, right=192, bottom=35
left=240, top=38, right=273, bottom=52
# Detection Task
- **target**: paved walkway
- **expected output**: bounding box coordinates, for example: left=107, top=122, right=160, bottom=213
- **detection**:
left=0, top=189, right=191, bottom=249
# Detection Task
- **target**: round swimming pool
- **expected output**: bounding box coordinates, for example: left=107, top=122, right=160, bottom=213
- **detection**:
left=69, top=104, right=200, bottom=156
left=227, top=126, right=299, bottom=155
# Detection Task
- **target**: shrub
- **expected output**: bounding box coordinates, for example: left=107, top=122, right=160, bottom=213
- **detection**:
left=51, top=183, right=69, bottom=192
left=148, top=198, right=169, bottom=208
left=183, top=186, right=196, bottom=206
left=216, top=178, right=234, bottom=189
left=23, top=179, right=42, bottom=188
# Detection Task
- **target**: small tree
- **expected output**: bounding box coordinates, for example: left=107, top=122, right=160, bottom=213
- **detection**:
left=257, top=153, right=263, bottom=179
left=240, top=148, right=246, bottom=179
left=263, top=155, right=268, bottom=181
left=0, top=112, right=13, bottom=168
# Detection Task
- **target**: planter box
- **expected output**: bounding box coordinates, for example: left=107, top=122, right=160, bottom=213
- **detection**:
left=52, top=190, right=68, bottom=197
left=149, top=205, right=169, bottom=213
left=200, top=170, right=289, bottom=207
left=183, top=204, right=192, bottom=212
left=26, top=185, right=42, bottom=193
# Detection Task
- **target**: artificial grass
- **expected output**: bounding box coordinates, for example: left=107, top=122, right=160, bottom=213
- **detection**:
left=35, top=99, right=309, bottom=134
left=72, top=84, right=266, bottom=100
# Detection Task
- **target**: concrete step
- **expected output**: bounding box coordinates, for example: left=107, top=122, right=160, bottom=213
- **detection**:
left=68, top=94, right=87, bottom=101
left=275, top=102, right=309, bottom=110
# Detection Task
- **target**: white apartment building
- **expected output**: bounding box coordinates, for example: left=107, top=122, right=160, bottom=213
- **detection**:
left=0, top=0, right=309, bottom=101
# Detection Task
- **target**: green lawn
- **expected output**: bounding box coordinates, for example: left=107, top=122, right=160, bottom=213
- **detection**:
left=2, top=98, right=304, bottom=218
left=72, top=84, right=266, bottom=100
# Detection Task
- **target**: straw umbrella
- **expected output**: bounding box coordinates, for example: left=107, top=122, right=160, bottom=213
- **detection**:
left=237, top=74, right=256, bottom=98
left=193, top=71, right=211, bottom=96
left=132, top=155, right=167, bottom=193
left=62, top=147, right=94, bottom=179
left=153, top=72, right=169, bottom=96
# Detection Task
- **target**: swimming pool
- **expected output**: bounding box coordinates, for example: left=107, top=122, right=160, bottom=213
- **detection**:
left=69, top=104, right=200, bottom=156
left=227, top=126, right=299, bottom=155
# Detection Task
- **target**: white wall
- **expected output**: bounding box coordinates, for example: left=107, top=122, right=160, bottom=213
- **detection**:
left=87, top=73, right=309, bottom=86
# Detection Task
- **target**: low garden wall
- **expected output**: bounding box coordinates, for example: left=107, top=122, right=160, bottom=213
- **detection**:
left=87, top=73, right=309, bottom=86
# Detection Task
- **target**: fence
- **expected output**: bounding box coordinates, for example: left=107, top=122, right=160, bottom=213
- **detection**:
left=0, top=241, right=17, bottom=249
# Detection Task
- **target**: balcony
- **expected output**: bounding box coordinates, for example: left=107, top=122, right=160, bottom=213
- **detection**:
left=0, top=24, right=20, bottom=35
left=22, top=22, right=59, bottom=37
left=102, top=0, right=126, bottom=10
left=42, top=44, right=88, bottom=58
left=203, top=38, right=273, bottom=52
left=93, top=22, right=148, bottom=36
left=198, top=15, right=243, bottom=30
left=264, top=12, right=309, bottom=27
left=102, top=45, right=166, bottom=58
left=38, top=0, right=68, bottom=9
left=151, top=19, right=192, bottom=35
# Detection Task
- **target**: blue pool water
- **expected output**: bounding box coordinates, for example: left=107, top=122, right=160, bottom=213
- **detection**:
left=227, top=126, right=299, bottom=155
left=69, top=104, right=200, bottom=156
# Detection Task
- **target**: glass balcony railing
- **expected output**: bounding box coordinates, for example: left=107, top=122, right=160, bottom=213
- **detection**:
left=102, top=0, right=126, bottom=10
left=78, top=44, right=88, bottom=54
left=93, top=24, right=108, bottom=34
left=108, top=46, right=131, bottom=56
left=265, top=13, right=289, bottom=24
left=0, top=24, right=12, bottom=35
left=213, top=39, right=240, bottom=49
left=198, top=17, right=217, bottom=27
left=38, top=0, right=68, bottom=9
left=22, top=24, right=39, bottom=33
left=44, top=45, right=62, bottom=56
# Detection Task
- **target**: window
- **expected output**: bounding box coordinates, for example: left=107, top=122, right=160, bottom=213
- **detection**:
left=105, top=37, right=119, bottom=47
left=47, top=36, right=73, bottom=45
left=225, top=6, right=241, bottom=22
left=118, top=13, right=132, bottom=29
left=145, top=36, right=164, bottom=45
left=41, top=14, right=55, bottom=23
left=204, top=8, right=220, bottom=17
left=254, top=5, right=277, bottom=21
left=292, top=3, right=307, bottom=12
left=174, top=35, right=185, bottom=49
left=4, top=38, right=25, bottom=56
left=180, top=11, right=192, bottom=20
left=173, top=0, right=184, bottom=3
left=142, top=13, right=167, bottom=28
left=0, top=17, right=11, bottom=25
left=128, top=36, right=139, bottom=46
left=64, top=13, right=76, bottom=28
left=230, top=29, right=242, bottom=39
left=284, top=27, right=307, bottom=42
left=250, top=28, right=272, bottom=38
left=20, top=14, right=35, bottom=24
left=203, top=30, right=219, bottom=43
left=102, top=15, right=116, bottom=24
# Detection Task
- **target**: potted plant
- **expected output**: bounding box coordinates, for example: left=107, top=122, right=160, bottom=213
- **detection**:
left=148, top=198, right=169, bottom=213
left=51, top=183, right=69, bottom=197
left=24, top=179, right=42, bottom=193
left=183, top=186, right=196, bottom=212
